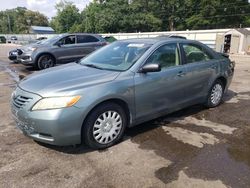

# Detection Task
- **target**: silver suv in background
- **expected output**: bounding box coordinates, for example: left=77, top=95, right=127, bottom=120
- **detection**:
left=9, top=33, right=107, bottom=70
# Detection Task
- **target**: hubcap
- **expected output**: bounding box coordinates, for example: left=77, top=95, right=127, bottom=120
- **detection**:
left=211, top=84, right=223, bottom=105
left=40, top=56, right=53, bottom=69
left=93, top=111, right=122, bottom=144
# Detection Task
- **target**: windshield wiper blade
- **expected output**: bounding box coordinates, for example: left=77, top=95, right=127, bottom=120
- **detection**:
left=83, top=64, right=103, bottom=70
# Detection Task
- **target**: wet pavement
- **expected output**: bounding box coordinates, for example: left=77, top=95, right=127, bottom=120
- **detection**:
left=0, top=54, right=250, bottom=187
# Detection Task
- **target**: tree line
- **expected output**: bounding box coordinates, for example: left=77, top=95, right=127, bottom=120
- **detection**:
left=0, top=7, right=48, bottom=34
left=51, top=0, right=250, bottom=33
left=1, top=0, right=250, bottom=34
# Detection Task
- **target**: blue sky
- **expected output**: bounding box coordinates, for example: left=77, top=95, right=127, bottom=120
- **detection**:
left=0, top=0, right=91, bottom=18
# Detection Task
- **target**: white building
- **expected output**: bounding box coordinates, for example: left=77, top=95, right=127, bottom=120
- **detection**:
left=215, top=28, right=250, bottom=55
left=104, top=28, right=250, bottom=54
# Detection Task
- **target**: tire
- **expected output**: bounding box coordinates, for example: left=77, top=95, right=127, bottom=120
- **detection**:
left=36, top=54, right=55, bottom=70
left=205, top=80, right=225, bottom=108
left=83, top=102, right=127, bottom=149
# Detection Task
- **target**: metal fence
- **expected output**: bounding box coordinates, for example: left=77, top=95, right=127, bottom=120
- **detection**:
left=1, top=28, right=250, bottom=49
left=2, top=34, right=58, bottom=45
left=102, top=28, right=234, bottom=49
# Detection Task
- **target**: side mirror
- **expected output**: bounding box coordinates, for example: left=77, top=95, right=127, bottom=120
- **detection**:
left=56, top=41, right=63, bottom=47
left=139, top=64, right=161, bottom=73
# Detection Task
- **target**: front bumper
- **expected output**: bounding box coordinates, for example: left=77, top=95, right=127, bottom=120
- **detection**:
left=13, top=49, right=35, bottom=65
left=17, top=54, right=34, bottom=65
left=11, top=87, right=85, bottom=146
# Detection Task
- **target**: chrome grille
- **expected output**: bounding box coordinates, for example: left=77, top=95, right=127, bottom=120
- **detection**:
left=17, top=49, right=23, bottom=55
left=12, top=95, right=32, bottom=109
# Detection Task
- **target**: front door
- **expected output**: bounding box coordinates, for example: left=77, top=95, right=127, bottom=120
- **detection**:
left=134, top=43, right=187, bottom=120
left=52, top=35, right=78, bottom=63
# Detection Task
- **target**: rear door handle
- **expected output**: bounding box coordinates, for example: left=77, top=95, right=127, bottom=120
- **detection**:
left=177, top=71, right=186, bottom=77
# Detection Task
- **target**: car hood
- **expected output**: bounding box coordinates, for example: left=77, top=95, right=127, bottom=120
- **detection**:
left=19, top=63, right=120, bottom=97
left=20, top=42, right=48, bottom=51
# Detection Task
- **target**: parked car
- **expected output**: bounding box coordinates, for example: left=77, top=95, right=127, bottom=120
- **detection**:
left=36, top=37, right=47, bottom=41
left=28, top=37, right=48, bottom=44
left=10, top=36, right=18, bottom=41
left=9, top=33, right=107, bottom=70
left=11, top=38, right=234, bottom=149
left=157, top=34, right=187, bottom=39
left=0, top=36, right=6, bottom=43
left=103, top=36, right=117, bottom=43
left=7, top=36, right=18, bottom=43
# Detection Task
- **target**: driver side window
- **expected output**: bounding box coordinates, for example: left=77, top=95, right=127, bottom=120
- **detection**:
left=59, top=35, right=76, bottom=45
left=145, top=43, right=180, bottom=69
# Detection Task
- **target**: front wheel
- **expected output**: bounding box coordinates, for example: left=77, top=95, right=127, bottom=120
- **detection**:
left=205, top=80, right=224, bottom=108
left=36, top=54, right=55, bottom=70
left=83, top=103, right=127, bottom=149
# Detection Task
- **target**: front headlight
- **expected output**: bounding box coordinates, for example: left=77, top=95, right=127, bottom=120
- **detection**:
left=29, top=47, right=37, bottom=51
left=25, top=47, right=37, bottom=52
left=32, top=96, right=81, bottom=111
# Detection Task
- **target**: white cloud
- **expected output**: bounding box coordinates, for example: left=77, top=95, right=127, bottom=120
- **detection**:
left=27, top=0, right=48, bottom=6
left=0, top=0, right=92, bottom=18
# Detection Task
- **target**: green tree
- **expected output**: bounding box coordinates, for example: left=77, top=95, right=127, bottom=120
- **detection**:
left=50, top=0, right=250, bottom=33
left=183, top=0, right=250, bottom=30
left=82, top=0, right=161, bottom=33
left=50, top=0, right=81, bottom=33
left=0, top=7, right=48, bottom=34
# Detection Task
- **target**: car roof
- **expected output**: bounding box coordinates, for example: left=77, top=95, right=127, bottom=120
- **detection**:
left=58, top=33, right=105, bottom=41
left=120, top=37, right=188, bottom=45
left=62, top=33, right=102, bottom=36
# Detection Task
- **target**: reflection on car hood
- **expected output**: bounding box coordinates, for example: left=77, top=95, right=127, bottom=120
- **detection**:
left=20, top=42, right=47, bottom=50
left=19, top=63, right=120, bottom=97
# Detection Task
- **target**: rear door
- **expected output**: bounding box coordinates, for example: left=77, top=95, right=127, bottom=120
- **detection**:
left=76, top=35, right=105, bottom=58
left=180, top=42, right=219, bottom=102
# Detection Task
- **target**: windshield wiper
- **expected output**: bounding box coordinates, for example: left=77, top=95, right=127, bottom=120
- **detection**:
left=83, top=64, right=103, bottom=70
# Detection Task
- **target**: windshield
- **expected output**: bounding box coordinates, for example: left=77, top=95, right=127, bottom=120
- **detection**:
left=39, top=35, right=62, bottom=45
left=79, top=41, right=152, bottom=71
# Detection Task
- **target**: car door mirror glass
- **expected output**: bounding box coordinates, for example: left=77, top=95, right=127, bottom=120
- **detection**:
left=139, top=64, right=161, bottom=73
left=56, top=41, right=63, bottom=47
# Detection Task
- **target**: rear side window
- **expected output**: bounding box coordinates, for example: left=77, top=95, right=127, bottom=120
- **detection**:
left=182, top=44, right=213, bottom=64
left=145, top=43, right=180, bottom=69
left=77, top=35, right=99, bottom=43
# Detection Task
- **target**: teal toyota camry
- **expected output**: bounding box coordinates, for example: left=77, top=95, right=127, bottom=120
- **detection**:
left=11, top=38, right=234, bottom=149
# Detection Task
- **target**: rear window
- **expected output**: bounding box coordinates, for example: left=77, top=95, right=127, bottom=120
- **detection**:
left=181, top=43, right=213, bottom=64
left=77, top=35, right=99, bottom=43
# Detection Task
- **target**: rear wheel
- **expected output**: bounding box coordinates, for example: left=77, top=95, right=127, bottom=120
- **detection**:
left=83, top=103, right=127, bottom=149
left=36, top=54, right=55, bottom=70
left=205, top=80, right=224, bottom=108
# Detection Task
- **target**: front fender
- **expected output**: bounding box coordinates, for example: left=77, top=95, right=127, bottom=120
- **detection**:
left=32, top=51, right=57, bottom=65
left=74, top=73, right=136, bottom=126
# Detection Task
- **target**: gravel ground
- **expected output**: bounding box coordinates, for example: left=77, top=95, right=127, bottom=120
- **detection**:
left=0, top=44, right=250, bottom=188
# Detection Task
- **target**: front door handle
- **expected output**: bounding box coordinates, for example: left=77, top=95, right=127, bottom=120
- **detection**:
left=177, top=71, right=186, bottom=77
